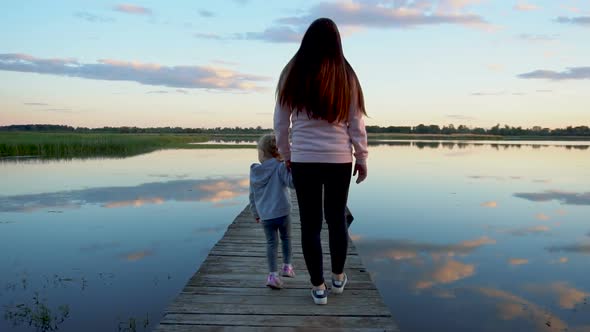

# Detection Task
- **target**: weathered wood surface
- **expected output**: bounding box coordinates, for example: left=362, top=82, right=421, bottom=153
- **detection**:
left=156, top=197, right=399, bottom=331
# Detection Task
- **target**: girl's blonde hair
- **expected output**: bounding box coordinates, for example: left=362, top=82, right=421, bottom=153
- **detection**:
left=257, top=134, right=280, bottom=159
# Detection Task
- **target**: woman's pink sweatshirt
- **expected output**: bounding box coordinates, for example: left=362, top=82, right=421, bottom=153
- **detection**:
left=273, top=102, right=368, bottom=165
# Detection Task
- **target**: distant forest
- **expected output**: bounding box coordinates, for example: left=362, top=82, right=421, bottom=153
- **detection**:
left=1, top=124, right=589, bottom=137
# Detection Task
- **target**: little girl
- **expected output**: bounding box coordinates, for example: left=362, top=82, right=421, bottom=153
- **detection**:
left=249, top=134, right=295, bottom=289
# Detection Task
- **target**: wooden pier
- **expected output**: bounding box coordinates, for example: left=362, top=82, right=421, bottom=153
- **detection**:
left=156, top=198, right=399, bottom=331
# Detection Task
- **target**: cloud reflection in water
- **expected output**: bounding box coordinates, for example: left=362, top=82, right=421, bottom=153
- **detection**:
left=514, top=190, right=590, bottom=205
left=0, top=177, right=249, bottom=212
left=355, top=236, right=495, bottom=290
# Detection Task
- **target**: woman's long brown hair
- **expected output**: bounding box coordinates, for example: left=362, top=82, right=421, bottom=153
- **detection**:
left=276, top=18, right=366, bottom=123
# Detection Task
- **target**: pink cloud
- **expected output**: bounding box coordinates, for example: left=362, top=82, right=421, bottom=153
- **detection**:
left=114, top=4, right=152, bottom=15
left=0, top=53, right=269, bottom=91
left=513, top=2, right=540, bottom=12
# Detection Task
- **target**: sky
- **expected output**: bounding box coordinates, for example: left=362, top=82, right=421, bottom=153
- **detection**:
left=0, top=0, right=589, bottom=129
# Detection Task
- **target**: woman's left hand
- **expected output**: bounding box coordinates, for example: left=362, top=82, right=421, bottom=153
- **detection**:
left=353, top=163, right=367, bottom=184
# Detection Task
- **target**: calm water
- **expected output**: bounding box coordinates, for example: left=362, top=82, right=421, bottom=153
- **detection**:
left=1, top=142, right=589, bottom=332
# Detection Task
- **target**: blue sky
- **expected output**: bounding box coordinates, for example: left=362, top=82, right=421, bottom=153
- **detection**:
left=0, top=0, right=589, bottom=128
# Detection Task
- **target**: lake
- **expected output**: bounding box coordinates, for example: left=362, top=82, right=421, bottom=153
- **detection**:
left=1, top=141, right=589, bottom=332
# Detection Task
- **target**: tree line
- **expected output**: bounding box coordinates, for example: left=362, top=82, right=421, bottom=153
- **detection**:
left=366, top=124, right=590, bottom=136
left=1, top=124, right=589, bottom=136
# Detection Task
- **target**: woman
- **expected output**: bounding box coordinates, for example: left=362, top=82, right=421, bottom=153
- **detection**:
left=274, top=18, right=368, bottom=305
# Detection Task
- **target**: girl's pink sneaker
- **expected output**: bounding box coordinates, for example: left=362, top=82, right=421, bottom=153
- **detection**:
left=266, top=273, right=283, bottom=289
left=281, top=264, right=296, bottom=278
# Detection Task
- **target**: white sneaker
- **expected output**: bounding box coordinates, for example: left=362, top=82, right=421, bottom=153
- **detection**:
left=311, top=285, right=328, bottom=305
left=331, top=273, right=347, bottom=294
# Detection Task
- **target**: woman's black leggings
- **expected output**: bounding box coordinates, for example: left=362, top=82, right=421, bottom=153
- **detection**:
left=291, top=162, right=352, bottom=286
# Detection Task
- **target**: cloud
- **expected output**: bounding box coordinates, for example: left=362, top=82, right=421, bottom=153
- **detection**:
left=480, top=201, right=498, bottom=208
left=0, top=177, right=249, bottom=212
left=194, top=32, right=223, bottom=40
left=240, top=1, right=491, bottom=43
left=474, top=287, right=569, bottom=331
left=103, top=197, right=164, bottom=208
left=113, top=4, right=152, bottom=15
left=211, top=59, right=239, bottom=66
left=486, top=63, right=504, bottom=72
left=524, top=282, right=589, bottom=309
left=41, top=108, right=75, bottom=113
left=560, top=5, right=581, bottom=14
left=518, top=67, right=590, bottom=80
left=470, top=90, right=526, bottom=96
left=513, top=2, right=540, bottom=11
left=546, top=242, right=590, bottom=254
left=357, top=236, right=496, bottom=262
left=0, top=53, right=269, bottom=91
left=23, top=102, right=49, bottom=106
left=469, top=175, right=521, bottom=181
left=198, top=180, right=250, bottom=202
left=74, top=11, right=115, bottom=23
left=198, top=9, right=215, bottom=17
left=123, top=249, right=154, bottom=262
left=415, top=259, right=475, bottom=289
left=236, top=26, right=303, bottom=43
left=517, top=33, right=558, bottom=41
left=470, top=91, right=505, bottom=96
left=508, top=258, right=529, bottom=265
left=446, top=114, right=477, bottom=120
left=550, top=257, right=568, bottom=264
left=278, top=1, right=488, bottom=29
left=514, top=190, right=590, bottom=205
left=535, top=213, right=550, bottom=221
left=555, top=16, right=590, bottom=25
left=503, top=225, right=550, bottom=236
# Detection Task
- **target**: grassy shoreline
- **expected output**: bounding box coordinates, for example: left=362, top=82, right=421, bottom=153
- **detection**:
left=1, top=132, right=589, bottom=159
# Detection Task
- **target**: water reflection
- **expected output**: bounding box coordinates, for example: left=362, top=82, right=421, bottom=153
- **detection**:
left=123, top=250, right=154, bottom=262
left=546, top=243, right=590, bottom=254
left=356, top=236, right=496, bottom=260
left=2, top=143, right=589, bottom=332
left=4, top=293, right=70, bottom=332
left=524, top=282, right=589, bottom=309
left=508, top=258, right=529, bottom=265
left=514, top=191, right=590, bottom=205
left=481, top=201, right=498, bottom=208
left=189, top=139, right=256, bottom=145
left=355, top=236, right=495, bottom=290
left=502, top=225, right=551, bottom=236
left=368, top=140, right=590, bottom=150
left=0, top=177, right=249, bottom=212
left=353, top=234, right=588, bottom=331
left=471, top=287, right=569, bottom=331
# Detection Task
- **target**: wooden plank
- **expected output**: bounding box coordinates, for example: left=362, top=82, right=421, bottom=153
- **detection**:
left=166, top=303, right=392, bottom=316
left=171, top=293, right=389, bottom=305
left=159, top=314, right=398, bottom=329
left=180, top=287, right=383, bottom=298
left=194, top=264, right=369, bottom=277
left=156, top=326, right=396, bottom=332
left=156, top=196, right=399, bottom=332
left=185, top=278, right=377, bottom=290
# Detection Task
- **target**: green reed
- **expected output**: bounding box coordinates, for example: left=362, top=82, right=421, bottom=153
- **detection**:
left=0, top=132, right=213, bottom=159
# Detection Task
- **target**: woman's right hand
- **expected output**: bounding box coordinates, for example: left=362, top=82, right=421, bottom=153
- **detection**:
left=353, top=163, right=367, bottom=184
